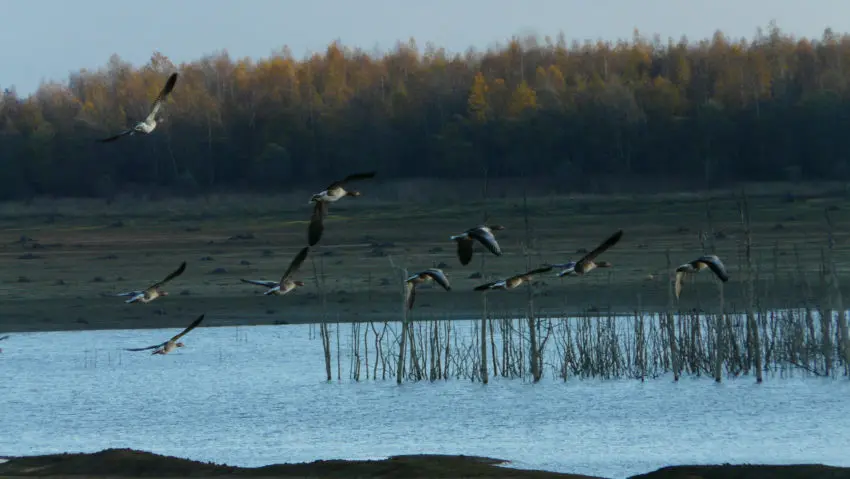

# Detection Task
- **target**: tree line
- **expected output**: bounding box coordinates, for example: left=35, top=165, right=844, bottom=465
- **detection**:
left=1, top=22, right=849, bottom=200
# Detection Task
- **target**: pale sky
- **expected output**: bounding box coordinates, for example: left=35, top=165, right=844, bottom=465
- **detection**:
left=3, top=0, right=850, bottom=96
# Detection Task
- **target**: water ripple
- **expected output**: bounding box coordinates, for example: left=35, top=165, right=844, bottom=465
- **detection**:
left=1, top=324, right=849, bottom=479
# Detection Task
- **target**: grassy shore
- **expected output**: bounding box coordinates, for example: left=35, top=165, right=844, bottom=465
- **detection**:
left=1, top=448, right=847, bottom=478
left=1, top=180, right=849, bottom=333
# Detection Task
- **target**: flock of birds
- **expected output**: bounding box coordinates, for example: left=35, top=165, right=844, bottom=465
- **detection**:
left=0, top=72, right=732, bottom=356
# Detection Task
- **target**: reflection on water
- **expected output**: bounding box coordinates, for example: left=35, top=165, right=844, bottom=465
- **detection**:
left=1, top=324, right=849, bottom=479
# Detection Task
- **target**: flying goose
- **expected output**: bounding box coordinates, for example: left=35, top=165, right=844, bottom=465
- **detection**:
left=674, top=254, right=729, bottom=299
left=308, top=172, right=377, bottom=204
left=450, top=224, right=505, bottom=266
left=115, top=261, right=187, bottom=304
left=307, top=172, right=376, bottom=246
left=124, top=314, right=205, bottom=355
left=97, top=72, right=179, bottom=143
left=548, top=230, right=624, bottom=277
left=240, top=246, right=310, bottom=296
left=474, top=265, right=553, bottom=291
left=405, top=268, right=451, bottom=310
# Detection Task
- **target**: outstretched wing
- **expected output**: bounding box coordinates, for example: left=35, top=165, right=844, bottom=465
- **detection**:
left=468, top=227, right=502, bottom=257
left=169, top=314, right=205, bottom=342
left=114, top=290, right=144, bottom=297
left=125, top=341, right=166, bottom=352
left=474, top=280, right=502, bottom=291
left=0, top=335, right=9, bottom=341
left=674, top=270, right=686, bottom=299
left=308, top=201, right=327, bottom=246
left=96, top=129, right=133, bottom=143
left=240, top=279, right=278, bottom=288
left=518, top=265, right=553, bottom=278
left=698, top=255, right=730, bottom=282
left=146, top=72, right=179, bottom=122
left=405, top=282, right=416, bottom=310
left=280, top=246, right=310, bottom=283
left=456, top=237, right=474, bottom=266
left=422, top=268, right=451, bottom=291
left=577, top=229, right=624, bottom=267
left=148, top=261, right=187, bottom=290
left=124, top=294, right=145, bottom=304
left=327, top=171, right=376, bottom=189
left=554, top=261, right=577, bottom=277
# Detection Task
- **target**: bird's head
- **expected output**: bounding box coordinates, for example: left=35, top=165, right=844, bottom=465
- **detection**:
left=294, top=281, right=306, bottom=287
left=175, top=342, right=185, bottom=348
left=596, top=261, right=613, bottom=268
left=160, top=290, right=170, bottom=297
left=346, top=190, right=362, bottom=197
left=488, top=224, right=506, bottom=231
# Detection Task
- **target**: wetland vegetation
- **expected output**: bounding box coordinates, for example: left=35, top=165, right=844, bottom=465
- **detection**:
left=1, top=182, right=848, bottom=384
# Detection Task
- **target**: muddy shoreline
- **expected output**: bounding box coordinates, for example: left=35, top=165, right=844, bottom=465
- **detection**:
left=1, top=449, right=848, bottom=479
left=0, top=278, right=831, bottom=335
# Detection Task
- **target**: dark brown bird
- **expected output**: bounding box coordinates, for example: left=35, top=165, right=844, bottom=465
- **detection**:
left=307, top=172, right=376, bottom=246
left=675, top=254, right=730, bottom=299
left=114, top=261, right=187, bottom=304
left=241, top=246, right=310, bottom=296
left=124, top=314, right=205, bottom=355
left=547, top=230, right=624, bottom=277
left=450, top=224, right=505, bottom=265
left=308, top=172, right=376, bottom=204
left=474, top=266, right=553, bottom=291
left=405, top=268, right=451, bottom=310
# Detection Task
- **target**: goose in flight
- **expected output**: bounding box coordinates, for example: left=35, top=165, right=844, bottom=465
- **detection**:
left=474, top=265, right=553, bottom=291
left=124, top=314, right=205, bottom=355
left=240, top=246, right=309, bottom=296
left=115, top=261, right=187, bottom=304
left=548, top=230, right=624, bottom=277
left=405, top=268, right=451, bottom=310
left=674, top=254, right=729, bottom=299
left=307, top=171, right=376, bottom=246
left=97, top=72, right=179, bottom=143
left=450, top=224, right=505, bottom=266
left=308, top=172, right=376, bottom=204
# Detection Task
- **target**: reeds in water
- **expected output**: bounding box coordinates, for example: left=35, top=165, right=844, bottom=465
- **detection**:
left=315, top=200, right=850, bottom=384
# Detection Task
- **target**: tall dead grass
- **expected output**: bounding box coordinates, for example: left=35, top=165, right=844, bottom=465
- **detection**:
left=317, top=198, right=850, bottom=383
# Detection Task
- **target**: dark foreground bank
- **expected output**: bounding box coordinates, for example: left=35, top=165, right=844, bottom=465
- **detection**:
left=1, top=449, right=848, bottom=479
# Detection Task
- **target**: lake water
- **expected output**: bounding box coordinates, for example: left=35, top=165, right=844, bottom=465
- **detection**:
left=1, top=323, right=849, bottom=479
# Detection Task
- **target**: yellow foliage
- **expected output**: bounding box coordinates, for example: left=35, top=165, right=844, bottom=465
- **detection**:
left=467, top=72, right=489, bottom=122
left=508, top=81, right=538, bottom=117
left=547, top=65, right=566, bottom=93
left=535, top=66, right=548, bottom=90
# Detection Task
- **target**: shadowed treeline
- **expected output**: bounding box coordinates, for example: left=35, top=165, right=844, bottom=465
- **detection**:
left=2, top=22, right=850, bottom=200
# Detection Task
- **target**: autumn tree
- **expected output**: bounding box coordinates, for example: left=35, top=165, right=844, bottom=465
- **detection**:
left=0, top=23, right=849, bottom=199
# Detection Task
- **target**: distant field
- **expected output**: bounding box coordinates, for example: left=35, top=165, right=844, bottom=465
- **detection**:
left=1, top=180, right=849, bottom=333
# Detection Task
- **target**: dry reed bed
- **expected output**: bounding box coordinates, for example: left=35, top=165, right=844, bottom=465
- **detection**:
left=310, top=191, right=850, bottom=384
left=313, top=307, right=849, bottom=384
